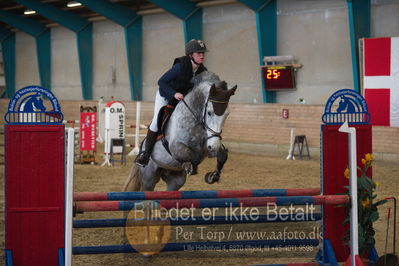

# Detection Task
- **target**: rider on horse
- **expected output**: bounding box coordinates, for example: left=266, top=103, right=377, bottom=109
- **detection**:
left=135, top=39, right=209, bottom=167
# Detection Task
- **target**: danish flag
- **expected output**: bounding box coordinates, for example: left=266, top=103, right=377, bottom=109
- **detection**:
left=363, top=37, right=399, bottom=127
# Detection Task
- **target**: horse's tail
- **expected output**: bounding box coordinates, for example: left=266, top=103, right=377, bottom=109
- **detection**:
left=122, top=164, right=141, bottom=191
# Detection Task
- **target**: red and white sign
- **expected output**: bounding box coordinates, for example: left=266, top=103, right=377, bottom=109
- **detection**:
left=282, top=109, right=289, bottom=119
left=363, top=37, right=399, bottom=127
left=80, top=112, right=96, bottom=151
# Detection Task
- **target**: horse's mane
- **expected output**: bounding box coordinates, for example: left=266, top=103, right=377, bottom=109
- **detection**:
left=191, top=71, right=221, bottom=87
left=186, top=71, right=222, bottom=112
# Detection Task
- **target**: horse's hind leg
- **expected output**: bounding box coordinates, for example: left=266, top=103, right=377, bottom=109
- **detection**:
left=161, top=170, right=187, bottom=191
left=140, top=161, right=161, bottom=191
left=205, top=145, right=228, bottom=184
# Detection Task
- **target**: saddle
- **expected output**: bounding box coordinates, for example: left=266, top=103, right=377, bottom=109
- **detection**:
left=156, top=105, right=174, bottom=139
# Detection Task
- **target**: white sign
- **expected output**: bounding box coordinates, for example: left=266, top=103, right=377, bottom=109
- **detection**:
left=103, top=101, right=125, bottom=166
left=97, top=100, right=106, bottom=143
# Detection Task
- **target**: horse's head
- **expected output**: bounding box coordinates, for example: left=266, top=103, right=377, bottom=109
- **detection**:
left=32, top=93, right=46, bottom=112
left=336, top=96, right=347, bottom=113
left=20, top=92, right=46, bottom=112
left=205, top=82, right=237, bottom=154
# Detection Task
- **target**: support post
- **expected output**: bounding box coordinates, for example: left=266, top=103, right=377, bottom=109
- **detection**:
left=339, top=121, right=359, bottom=265
left=0, top=26, right=15, bottom=97
left=14, top=0, right=93, bottom=99
left=65, top=128, right=75, bottom=266
left=347, top=0, right=370, bottom=93
left=128, top=101, right=141, bottom=156
left=0, top=10, right=51, bottom=90
left=36, top=29, right=51, bottom=90
left=237, top=0, right=277, bottom=103
left=77, top=0, right=143, bottom=100
left=147, top=0, right=203, bottom=42
left=124, top=19, right=143, bottom=100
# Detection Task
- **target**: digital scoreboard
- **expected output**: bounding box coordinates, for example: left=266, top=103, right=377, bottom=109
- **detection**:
left=261, top=65, right=296, bottom=91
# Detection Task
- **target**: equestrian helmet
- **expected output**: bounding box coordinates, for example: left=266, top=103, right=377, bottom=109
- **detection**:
left=185, top=39, right=208, bottom=55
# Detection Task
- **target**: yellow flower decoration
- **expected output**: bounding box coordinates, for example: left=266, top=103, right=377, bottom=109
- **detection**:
left=362, top=153, right=374, bottom=165
left=343, top=152, right=386, bottom=254
left=344, top=168, right=350, bottom=179
left=362, top=197, right=371, bottom=208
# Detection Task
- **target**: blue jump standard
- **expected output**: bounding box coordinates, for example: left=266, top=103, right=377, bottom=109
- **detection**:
left=72, top=239, right=320, bottom=255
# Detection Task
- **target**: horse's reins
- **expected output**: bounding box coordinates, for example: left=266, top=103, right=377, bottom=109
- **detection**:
left=181, top=98, right=228, bottom=141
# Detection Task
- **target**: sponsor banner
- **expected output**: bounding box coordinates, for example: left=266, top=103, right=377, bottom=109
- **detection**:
left=80, top=112, right=96, bottom=151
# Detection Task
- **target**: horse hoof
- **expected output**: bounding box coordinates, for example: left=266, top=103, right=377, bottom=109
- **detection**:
left=142, top=253, right=153, bottom=260
left=204, top=171, right=220, bottom=184
left=182, top=162, right=193, bottom=176
left=191, top=164, right=198, bottom=175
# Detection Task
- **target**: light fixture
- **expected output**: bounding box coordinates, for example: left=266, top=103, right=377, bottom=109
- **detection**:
left=66, top=1, right=82, bottom=8
left=24, top=9, right=36, bottom=15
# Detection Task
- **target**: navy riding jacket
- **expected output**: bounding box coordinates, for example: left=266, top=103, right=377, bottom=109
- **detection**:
left=158, top=56, right=207, bottom=106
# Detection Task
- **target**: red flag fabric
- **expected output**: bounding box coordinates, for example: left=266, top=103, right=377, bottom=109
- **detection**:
left=363, top=37, right=399, bottom=127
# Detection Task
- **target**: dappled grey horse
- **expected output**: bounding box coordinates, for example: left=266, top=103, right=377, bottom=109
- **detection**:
left=123, top=71, right=237, bottom=191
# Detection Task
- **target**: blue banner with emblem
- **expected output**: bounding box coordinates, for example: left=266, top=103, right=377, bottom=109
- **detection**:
left=4, top=85, right=63, bottom=124
left=322, top=88, right=371, bottom=125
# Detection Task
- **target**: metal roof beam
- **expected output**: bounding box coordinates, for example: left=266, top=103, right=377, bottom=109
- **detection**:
left=14, top=0, right=88, bottom=32
left=237, top=0, right=269, bottom=11
left=77, top=0, right=139, bottom=26
left=0, top=10, right=51, bottom=91
left=148, top=0, right=203, bottom=42
left=237, top=0, right=277, bottom=103
left=14, top=0, right=93, bottom=99
left=148, top=0, right=197, bottom=20
left=0, top=10, right=45, bottom=36
left=78, top=0, right=143, bottom=100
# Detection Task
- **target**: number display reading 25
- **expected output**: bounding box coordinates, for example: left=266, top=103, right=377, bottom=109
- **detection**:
left=262, top=65, right=296, bottom=91
left=266, top=69, right=281, bottom=79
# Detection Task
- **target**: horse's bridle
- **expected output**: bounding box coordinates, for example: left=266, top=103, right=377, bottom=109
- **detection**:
left=181, top=98, right=228, bottom=141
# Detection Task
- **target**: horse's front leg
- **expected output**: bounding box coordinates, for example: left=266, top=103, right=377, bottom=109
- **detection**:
left=205, top=145, right=228, bottom=184
left=170, top=142, right=202, bottom=176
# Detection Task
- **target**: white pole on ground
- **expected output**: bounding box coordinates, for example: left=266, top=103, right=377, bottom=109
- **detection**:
left=128, top=101, right=141, bottom=156
left=65, top=128, right=75, bottom=266
left=101, top=107, right=112, bottom=166
left=286, top=128, right=295, bottom=160
left=339, top=121, right=359, bottom=266
left=97, top=97, right=105, bottom=143
left=101, top=128, right=111, bottom=166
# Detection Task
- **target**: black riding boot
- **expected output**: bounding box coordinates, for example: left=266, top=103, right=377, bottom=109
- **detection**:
left=135, top=130, right=158, bottom=167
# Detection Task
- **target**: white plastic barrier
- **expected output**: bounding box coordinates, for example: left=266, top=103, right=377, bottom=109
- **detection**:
left=102, top=101, right=125, bottom=166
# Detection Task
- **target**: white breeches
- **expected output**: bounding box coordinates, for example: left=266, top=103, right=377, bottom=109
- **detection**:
left=149, top=90, right=169, bottom=132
